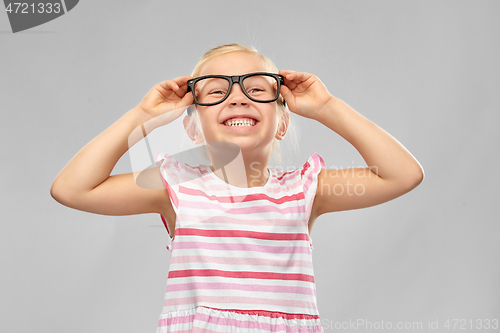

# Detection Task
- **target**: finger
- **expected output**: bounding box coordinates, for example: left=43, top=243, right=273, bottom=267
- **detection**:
left=282, top=70, right=311, bottom=82
left=172, top=75, right=193, bottom=87
left=172, top=76, right=193, bottom=98
left=159, top=76, right=192, bottom=92
left=279, top=85, right=294, bottom=109
left=181, top=89, right=194, bottom=105
left=279, top=84, right=290, bottom=99
left=173, top=89, right=194, bottom=110
left=279, top=70, right=300, bottom=89
left=279, top=70, right=294, bottom=82
left=174, top=82, right=189, bottom=98
left=159, top=90, right=194, bottom=117
left=158, top=79, right=180, bottom=92
left=279, top=70, right=298, bottom=79
left=286, top=71, right=311, bottom=84
left=283, top=76, right=298, bottom=90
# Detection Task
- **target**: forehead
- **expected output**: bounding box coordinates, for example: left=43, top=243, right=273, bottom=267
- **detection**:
left=198, top=52, right=267, bottom=77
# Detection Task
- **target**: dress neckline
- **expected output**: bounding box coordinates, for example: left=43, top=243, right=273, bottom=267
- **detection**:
left=203, top=165, right=273, bottom=191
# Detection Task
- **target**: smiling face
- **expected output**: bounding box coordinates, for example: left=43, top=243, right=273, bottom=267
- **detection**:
left=193, top=51, right=282, bottom=157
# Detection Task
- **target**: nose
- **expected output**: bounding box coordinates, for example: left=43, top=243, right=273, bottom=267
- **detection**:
left=227, top=83, right=248, bottom=105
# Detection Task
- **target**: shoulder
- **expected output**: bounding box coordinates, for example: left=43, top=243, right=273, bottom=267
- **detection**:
left=300, top=152, right=325, bottom=180
left=270, top=152, right=325, bottom=191
left=155, top=152, right=210, bottom=185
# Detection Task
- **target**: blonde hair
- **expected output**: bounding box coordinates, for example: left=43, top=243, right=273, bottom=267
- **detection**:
left=185, top=43, right=297, bottom=164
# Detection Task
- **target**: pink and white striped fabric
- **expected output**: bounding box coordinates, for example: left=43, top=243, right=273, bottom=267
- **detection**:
left=154, top=151, right=326, bottom=333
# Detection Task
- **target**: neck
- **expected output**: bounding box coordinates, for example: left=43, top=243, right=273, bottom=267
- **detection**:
left=208, top=143, right=271, bottom=188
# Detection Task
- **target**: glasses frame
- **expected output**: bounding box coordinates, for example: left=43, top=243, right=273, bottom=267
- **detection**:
left=187, top=72, right=285, bottom=107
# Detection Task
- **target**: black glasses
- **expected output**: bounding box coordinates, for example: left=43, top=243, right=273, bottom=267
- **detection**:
left=187, top=72, right=284, bottom=107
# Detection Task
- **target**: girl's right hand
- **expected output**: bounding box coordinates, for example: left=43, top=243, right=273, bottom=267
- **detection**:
left=137, top=76, right=194, bottom=120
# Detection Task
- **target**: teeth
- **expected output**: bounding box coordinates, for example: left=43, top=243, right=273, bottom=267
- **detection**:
left=224, top=118, right=256, bottom=127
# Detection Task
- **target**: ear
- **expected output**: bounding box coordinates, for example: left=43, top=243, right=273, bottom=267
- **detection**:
left=183, top=115, right=204, bottom=144
left=275, top=110, right=290, bottom=140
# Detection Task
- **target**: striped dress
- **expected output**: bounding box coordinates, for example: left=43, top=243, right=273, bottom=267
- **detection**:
left=154, top=151, right=326, bottom=333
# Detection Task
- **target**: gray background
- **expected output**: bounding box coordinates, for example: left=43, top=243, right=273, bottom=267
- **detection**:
left=1, top=1, right=499, bottom=332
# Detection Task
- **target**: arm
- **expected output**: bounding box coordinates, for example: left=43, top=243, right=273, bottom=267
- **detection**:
left=312, top=97, right=424, bottom=215
left=279, top=70, right=424, bottom=216
left=50, top=76, right=193, bottom=217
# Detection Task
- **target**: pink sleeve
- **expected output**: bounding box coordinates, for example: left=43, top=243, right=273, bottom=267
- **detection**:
left=300, top=152, right=326, bottom=223
left=155, top=152, right=181, bottom=215
left=155, top=152, right=181, bottom=250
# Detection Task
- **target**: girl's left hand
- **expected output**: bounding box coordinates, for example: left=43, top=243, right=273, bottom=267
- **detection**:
left=278, top=70, right=334, bottom=120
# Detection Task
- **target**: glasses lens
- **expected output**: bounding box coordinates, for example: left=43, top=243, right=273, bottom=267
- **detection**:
left=242, top=75, right=278, bottom=102
left=194, top=77, right=229, bottom=105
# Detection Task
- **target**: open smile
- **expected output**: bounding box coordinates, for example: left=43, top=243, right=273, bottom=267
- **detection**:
left=221, top=117, right=260, bottom=129
left=223, top=117, right=257, bottom=126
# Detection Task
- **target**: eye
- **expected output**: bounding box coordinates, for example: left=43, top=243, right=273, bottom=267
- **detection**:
left=247, top=87, right=265, bottom=94
left=208, top=89, right=227, bottom=95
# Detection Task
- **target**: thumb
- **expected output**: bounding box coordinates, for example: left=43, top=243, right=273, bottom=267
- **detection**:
left=172, top=91, right=194, bottom=115
left=157, top=93, right=193, bottom=119
left=279, top=85, right=295, bottom=109
left=179, top=90, right=194, bottom=108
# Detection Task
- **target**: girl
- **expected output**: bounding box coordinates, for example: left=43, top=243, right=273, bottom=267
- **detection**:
left=51, top=43, right=424, bottom=333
